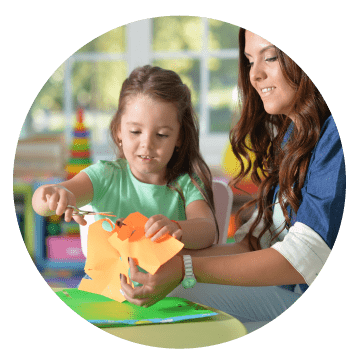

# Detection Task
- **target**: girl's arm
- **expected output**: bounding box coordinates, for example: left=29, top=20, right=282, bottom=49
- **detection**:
left=32, top=172, right=93, bottom=225
left=120, top=247, right=306, bottom=307
left=178, top=199, right=217, bottom=249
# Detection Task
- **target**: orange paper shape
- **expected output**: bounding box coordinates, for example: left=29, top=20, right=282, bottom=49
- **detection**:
left=78, top=212, right=184, bottom=303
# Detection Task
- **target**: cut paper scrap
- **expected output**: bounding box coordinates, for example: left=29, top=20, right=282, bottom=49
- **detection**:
left=78, top=218, right=123, bottom=302
left=78, top=212, right=184, bottom=303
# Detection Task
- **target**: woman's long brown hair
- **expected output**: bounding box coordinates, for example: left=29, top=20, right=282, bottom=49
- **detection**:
left=110, top=65, right=219, bottom=242
left=230, top=28, right=331, bottom=250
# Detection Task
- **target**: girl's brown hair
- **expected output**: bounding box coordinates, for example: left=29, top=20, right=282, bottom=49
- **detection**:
left=110, top=65, right=219, bottom=242
left=230, top=28, right=331, bottom=250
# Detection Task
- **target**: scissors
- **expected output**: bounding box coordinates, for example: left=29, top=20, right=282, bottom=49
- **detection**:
left=66, top=205, right=116, bottom=218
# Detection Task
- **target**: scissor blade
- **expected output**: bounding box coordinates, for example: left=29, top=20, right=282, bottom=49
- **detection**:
left=96, top=213, right=117, bottom=217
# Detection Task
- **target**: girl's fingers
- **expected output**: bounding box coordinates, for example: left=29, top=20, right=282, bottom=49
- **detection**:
left=48, top=193, right=60, bottom=212
left=144, top=215, right=164, bottom=235
left=172, top=229, right=183, bottom=241
left=146, top=221, right=174, bottom=239
left=42, top=191, right=52, bottom=203
left=144, top=221, right=158, bottom=237
left=46, top=189, right=77, bottom=221
left=56, top=193, right=71, bottom=214
left=63, top=207, right=74, bottom=222
left=72, top=214, right=87, bottom=226
left=151, top=227, right=169, bottom=242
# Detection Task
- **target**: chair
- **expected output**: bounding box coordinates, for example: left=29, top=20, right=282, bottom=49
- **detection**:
left=80, top=179, right=233, bottom=255
left=212, top=180, right=233, bottom=244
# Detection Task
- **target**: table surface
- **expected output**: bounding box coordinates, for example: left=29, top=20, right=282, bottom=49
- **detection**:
left=52, top=287, right=247, bottom=348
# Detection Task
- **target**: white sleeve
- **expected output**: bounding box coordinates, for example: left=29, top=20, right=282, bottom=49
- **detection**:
left=271, top=221, right=331, bottom=285
left=234, top=209, right=274, bottom=248
left=234, top=209, right=257, bottom=243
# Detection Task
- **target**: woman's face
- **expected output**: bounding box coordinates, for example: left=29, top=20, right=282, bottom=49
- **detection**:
left=244, top=31, right=297, bottom=120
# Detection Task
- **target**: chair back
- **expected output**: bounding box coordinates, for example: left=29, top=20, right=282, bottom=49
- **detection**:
left=212, top=180, right=233, bottom=244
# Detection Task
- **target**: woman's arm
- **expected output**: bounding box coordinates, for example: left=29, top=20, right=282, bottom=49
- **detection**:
left=191, top=248, right=306, bottom=286
left=32, top=172, right=93, bottom=224
left=178, top=233, right=256, bottom=256
left=120, top=246, right=306, bottom=307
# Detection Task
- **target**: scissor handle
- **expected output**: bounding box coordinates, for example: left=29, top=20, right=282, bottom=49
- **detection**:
left=66, top=205, right=81, bottom=213
left=66, top=205, right=87, bottom=215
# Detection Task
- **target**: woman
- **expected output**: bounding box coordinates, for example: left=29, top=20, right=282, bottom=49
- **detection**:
left=120, top=28, right=346, bottom=332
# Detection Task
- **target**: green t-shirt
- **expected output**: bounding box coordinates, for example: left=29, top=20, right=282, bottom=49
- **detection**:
left=81, top=159, right=205, bottom=222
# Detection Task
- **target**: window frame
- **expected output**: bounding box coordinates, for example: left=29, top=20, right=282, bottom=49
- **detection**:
left=30, top=17, right=240, bottom=166
left=149, top=18, right=239, bottom=166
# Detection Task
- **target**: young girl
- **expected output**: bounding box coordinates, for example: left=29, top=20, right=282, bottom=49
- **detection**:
left=32, top=65, right=217, bottom=249
left=120, top=30, right=346, bottom=333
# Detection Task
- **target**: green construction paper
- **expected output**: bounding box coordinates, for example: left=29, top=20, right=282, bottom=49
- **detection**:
left=56, top=288, right=217, bottom=328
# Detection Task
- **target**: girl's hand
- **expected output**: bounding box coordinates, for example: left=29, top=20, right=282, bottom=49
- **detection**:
left=145, top=215, right=182, bottom=242
left=120, top=256, right=183, bottom=307
left=37, top=185, right=87, bottom=226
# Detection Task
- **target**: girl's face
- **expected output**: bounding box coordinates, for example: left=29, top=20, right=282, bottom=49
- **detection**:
left=244, top=31, right=297, bottom=120
left=117, top=94, right=181, bottom=185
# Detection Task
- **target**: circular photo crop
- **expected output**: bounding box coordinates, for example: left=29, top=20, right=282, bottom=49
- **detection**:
left=12, top=15, right=346, bottom=349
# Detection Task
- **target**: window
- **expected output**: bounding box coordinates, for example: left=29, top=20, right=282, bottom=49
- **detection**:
left=23, top=17, right=240, bottom=166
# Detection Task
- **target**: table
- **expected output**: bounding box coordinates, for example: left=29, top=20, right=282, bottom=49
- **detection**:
left=52, top=288, right=247, bottom=348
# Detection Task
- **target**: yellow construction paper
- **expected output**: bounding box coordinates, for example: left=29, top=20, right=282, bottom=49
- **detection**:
left=78, top=212, right=184, bottom=303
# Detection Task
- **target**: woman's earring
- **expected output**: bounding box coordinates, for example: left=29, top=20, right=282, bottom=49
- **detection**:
left=119, top=140, right=122, bottom=147
left=175, top=146, right=179, bottom=152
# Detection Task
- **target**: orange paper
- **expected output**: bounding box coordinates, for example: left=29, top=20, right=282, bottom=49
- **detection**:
left=78, top=212, right=184, bottom=303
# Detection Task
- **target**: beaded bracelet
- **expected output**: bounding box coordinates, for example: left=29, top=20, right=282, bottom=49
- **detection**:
left=171, top=220, right=181, bottom=229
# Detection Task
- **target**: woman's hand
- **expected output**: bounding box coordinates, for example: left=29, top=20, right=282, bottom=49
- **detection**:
left=145, top=214, right=182, bottom=242
left=33, top=184, right=87, bottom=226
left=120, top=256, right=183, bottom=307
